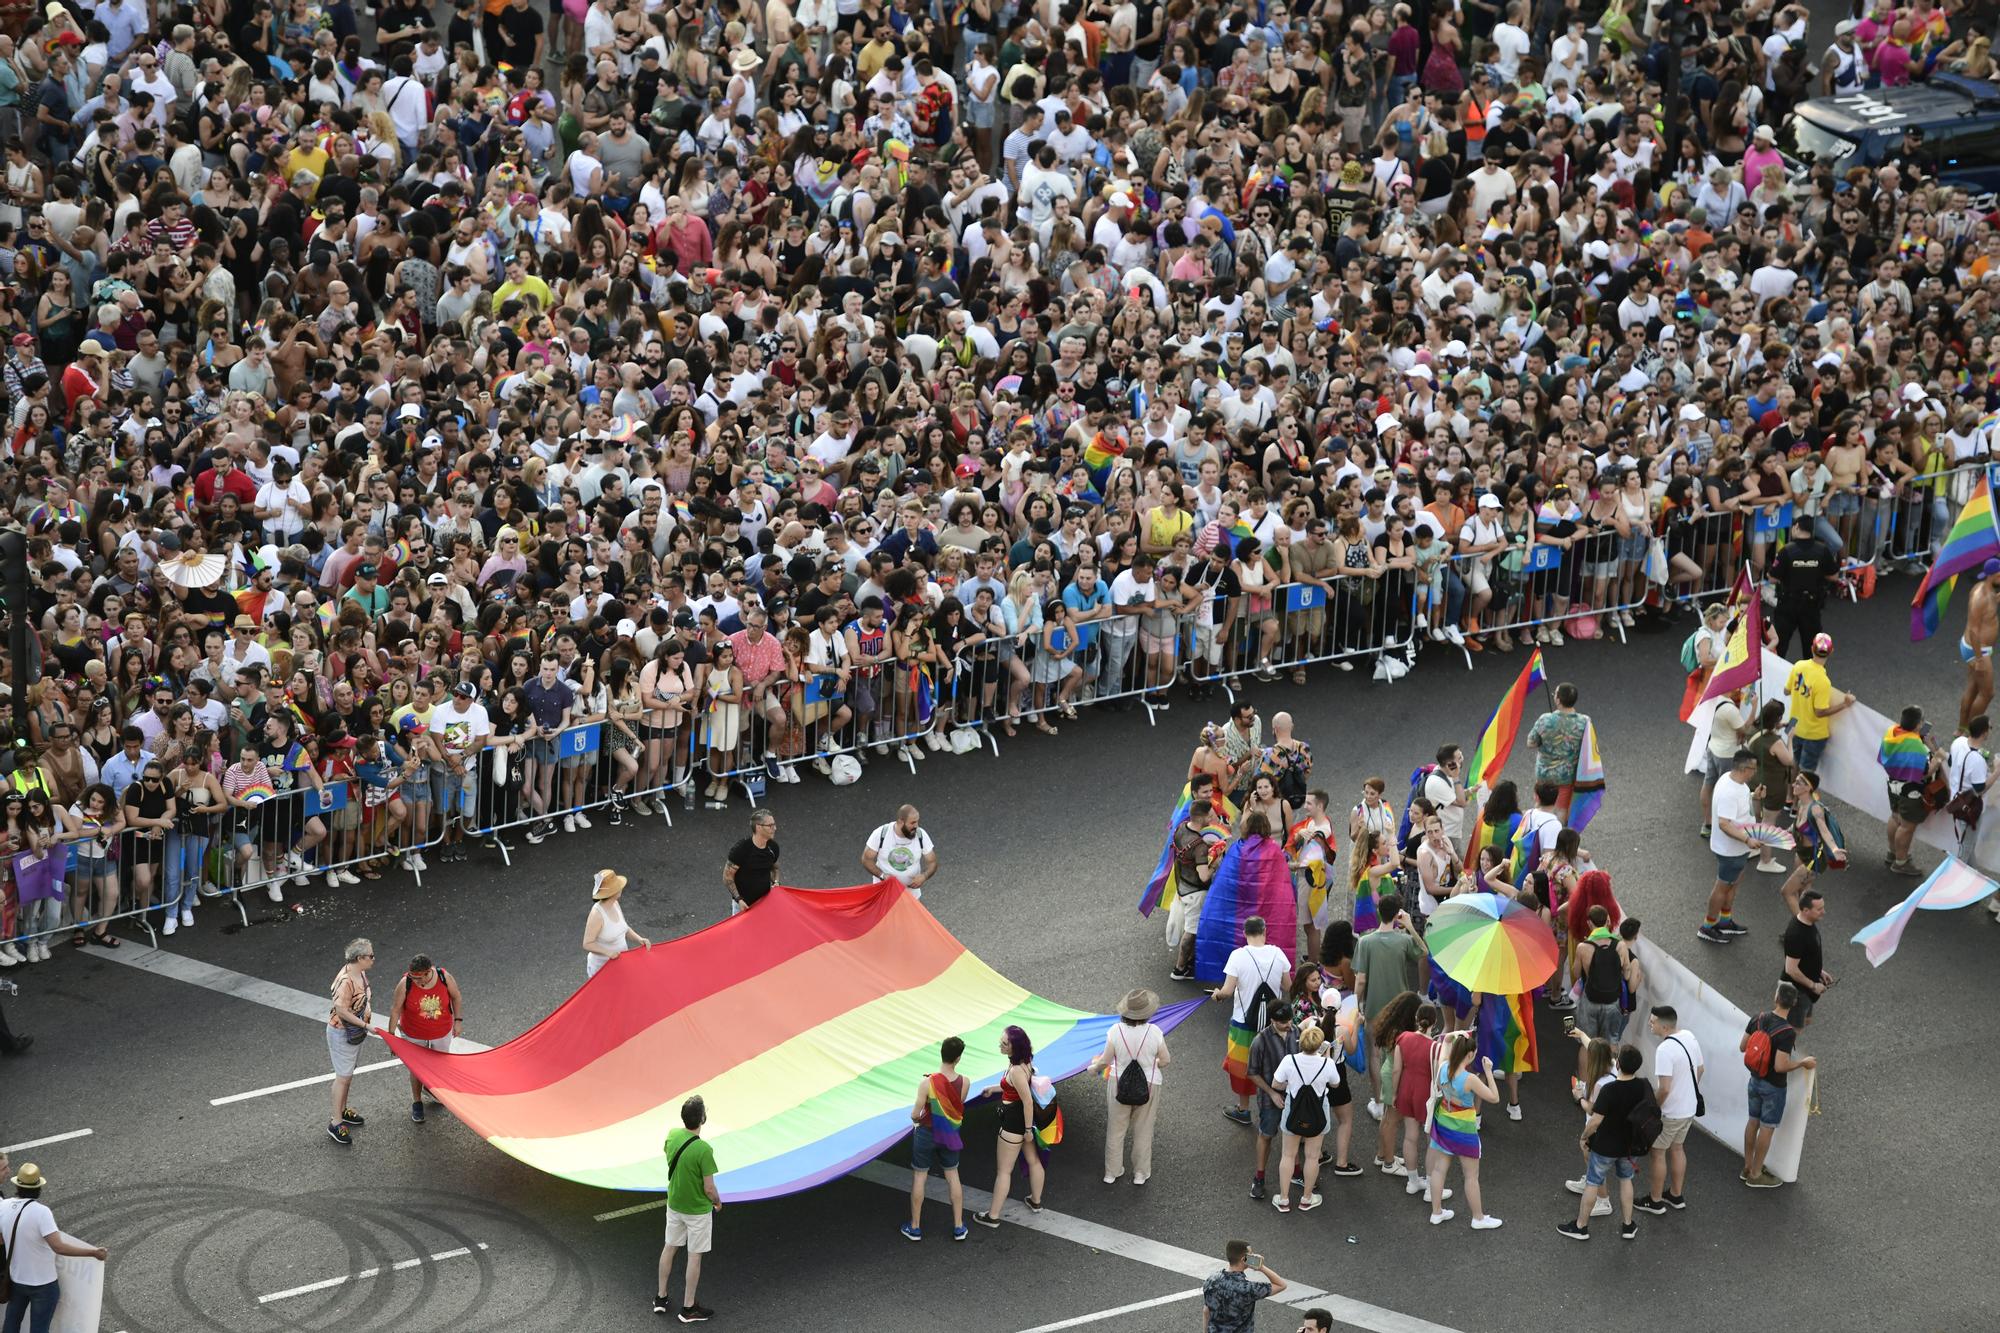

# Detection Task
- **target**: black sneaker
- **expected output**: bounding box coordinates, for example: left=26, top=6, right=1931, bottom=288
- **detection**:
left=1664, top=1192, right=1687, bottom=1210
left=971, top=1212, right=1001, bottom=1228
left=1168, top=966, right=1195, bottom=982
left=1633, top=1197, right=1668, bottom=1215
left=1555, top=1221, right=1590, bottom=1241
left=411, top=1101, right=426, bottom=1124
left=1620, top=1221, right=1640, bottom=1241
left=340, top=1108, right=365, bottom=1127
left=1715, top=920, right=1749, bottom=936
left=1249, top=1176, right=1266, bottom=1201
left=1331, top=1161, right=1365, bottom=1177
left=608, top=806, right=625, bottom=827
left=654, top=1296, right=673, bottom=1316
left=1696, top=925, right=1730, bottom=945
left=328, top=1122, right=352, bottom=1146
left=678, top=1303, right=714, bottom=1323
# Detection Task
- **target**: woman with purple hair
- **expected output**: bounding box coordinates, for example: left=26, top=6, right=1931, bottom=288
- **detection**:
left=971, top=1025, right=1045, bottom=1227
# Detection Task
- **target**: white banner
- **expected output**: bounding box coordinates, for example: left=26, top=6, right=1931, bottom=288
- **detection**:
left=1630, top=938, right=1815, bottom=1182
left=50, top=1254, right=104, bottom=1333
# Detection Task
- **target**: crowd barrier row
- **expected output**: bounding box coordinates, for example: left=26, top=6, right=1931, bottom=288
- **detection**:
left=1, top=462, right=1987, bottom=953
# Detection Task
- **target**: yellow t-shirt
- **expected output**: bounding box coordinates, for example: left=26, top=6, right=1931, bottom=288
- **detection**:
left=284, top=146, right=330, bottom=195
left=494, top=276, right=554, bottom=312
left=1785, top=659, right=1833, bottom=741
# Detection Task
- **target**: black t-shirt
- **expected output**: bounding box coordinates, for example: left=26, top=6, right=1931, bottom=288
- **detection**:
left=1781, top=916, right=1822, bottom=990
left=1171, top=817, right=1212, bottom=883
left=486, top=2, right=544, bottom=67
left=1745, top=1011, right=1798, bottom=1087
left=728, top=836, right=780, bottom=906
left=1588, top=1075, right=1650, bottom=1156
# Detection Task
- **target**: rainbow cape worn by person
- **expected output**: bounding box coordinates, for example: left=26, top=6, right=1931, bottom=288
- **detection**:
left=1877, top=725, right=1930, bottom=787
left=1286, top=817, right=1335, bottom=926
left=1082, top=434, right=1126, bottom=494
left=1351, top=871, right=1387, bottom=935
left=1475, top=990, right=1538, bottom=1075
left=385, top=881, right=1199, bottom=1199
left=1192, top=833, right=1299, bottom=984
left=925, top=1072, right=965, bottom=1151
left=1139, top=783, right=1238, bottom=919
left=1567, top=718, right=1605, bottom=833
left=1911, top=465, right=2000, bottom=640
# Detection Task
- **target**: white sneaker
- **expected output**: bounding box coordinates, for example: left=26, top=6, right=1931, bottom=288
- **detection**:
left=898, top=743, right=922, bottom=762
left=1566, top=1177, right=1588, bottom=1195
left=1377, top=1157, right=1408, bottom=1177
left=181, top=908, right=195, bottom=927
left=870, top=743, right=890, bottom=756
left=812, top=757, right=833, bottom=777
left=1469, top=1215, right=1504, bottom=1230
left=162, top=917, right=178, bottom=938
left=1506, top=1103, right=1522, bottom=1121
left=1420, top=1186, right=1454, bottom=1204
left=1429, top=1209, right=1456, bottom=1226
left=630, top=796, right=654, bottom=816
left=327, top=870, right=343, bottom=889
left=1366, top=1099, right=1383, bottom=1121
left=270, top=881, right=286, bottom=903
left=1429, top=628, right=1447, bottom=642
left=0, top=944, right=20, bottom=967
left=573, top=811, right=593, bottom=830
left=1444, top=625, right=1465, bottom=647
left=1591, top=1197, right=1613, bottom=1217
left=409, top=852, right=426, bottom=873
left=1549, top=629, right=1566, bottom=646
left=1405, top=1175, right=1425, bottom=1196
left=562, top=814, right=577, bottom=834
left=781, top=765, right=801, bottom=783
left=925, top=731, right=947, bottom=751
left=284, top=852, right=305, bottom=877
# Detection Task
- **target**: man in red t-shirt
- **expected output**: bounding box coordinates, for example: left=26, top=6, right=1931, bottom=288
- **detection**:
left=387, top=953, right=465, bottom=1123
left=193, top=453, right=258, bottom=520
left=58, top=346, right=104, bottom=426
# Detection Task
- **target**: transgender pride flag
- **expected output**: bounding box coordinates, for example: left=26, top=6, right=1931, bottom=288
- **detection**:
left=1851, top=856, right=1999, bottom=966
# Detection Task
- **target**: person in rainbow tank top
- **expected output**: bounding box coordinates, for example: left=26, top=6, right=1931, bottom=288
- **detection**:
left=902, top=1035, right=969, bottom=1243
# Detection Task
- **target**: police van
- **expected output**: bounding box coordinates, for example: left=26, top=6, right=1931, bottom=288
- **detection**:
left=1780, top=75, right=2000, bottom=197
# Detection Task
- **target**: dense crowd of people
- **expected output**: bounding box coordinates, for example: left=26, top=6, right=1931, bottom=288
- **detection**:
left=0, top=0, right=1993, bottom=1077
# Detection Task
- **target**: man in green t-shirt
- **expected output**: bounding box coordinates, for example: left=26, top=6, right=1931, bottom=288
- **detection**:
left=658, top=1095, right=721, bottom=1322
left=1352, top=894, right=1428, bottom=1117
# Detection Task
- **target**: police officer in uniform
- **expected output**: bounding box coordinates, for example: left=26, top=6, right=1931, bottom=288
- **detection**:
left=1770, top=514, right=1839, bottom=658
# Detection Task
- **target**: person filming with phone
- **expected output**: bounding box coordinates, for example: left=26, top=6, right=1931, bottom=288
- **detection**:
left=1201, top=1239, right=1288, bottom=1332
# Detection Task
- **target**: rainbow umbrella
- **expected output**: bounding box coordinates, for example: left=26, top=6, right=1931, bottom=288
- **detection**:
left=1424, top=892, right=1559, bottom=994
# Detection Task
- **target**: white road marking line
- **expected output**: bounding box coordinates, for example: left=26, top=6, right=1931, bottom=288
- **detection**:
left=593, top=1198, right=669, bottom=1222
left=0, top=1128, right=93, bottom=1153
left=1011, top=1289, right=1203, bottom=1332
left=210, top=1060, right=406, bottom=1106
left=256, top=1242, right=488, bottom=1304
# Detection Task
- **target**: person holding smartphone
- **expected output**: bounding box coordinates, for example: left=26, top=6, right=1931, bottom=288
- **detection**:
left=1200, top=1239, right=1288, bottom=1332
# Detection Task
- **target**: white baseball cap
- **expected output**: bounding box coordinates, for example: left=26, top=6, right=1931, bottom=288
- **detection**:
left=1679, top=403, right=1705, bottom=422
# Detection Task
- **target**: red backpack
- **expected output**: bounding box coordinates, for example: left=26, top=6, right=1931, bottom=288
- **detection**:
left=1743, top=1013, right=1793, bottom=1079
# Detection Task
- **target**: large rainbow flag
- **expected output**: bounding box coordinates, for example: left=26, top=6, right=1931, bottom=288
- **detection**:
left=1911, top=466, right=2000, bottom=641
left=1192, top=833, right=1299, bottom=984
left=386, top=881, right=1199, bottom=1199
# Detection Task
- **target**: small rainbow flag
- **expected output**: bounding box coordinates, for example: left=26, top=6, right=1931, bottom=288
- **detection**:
left=1700, top=567, right=1764, bottom=705
left=1877, top=726, right=1930, bottom=785
left=386, top=882, right=1200, bottom=1198
left=1466, top=649, right=1547, bottom=789
left=1912, top=466, right=2000, bottom=640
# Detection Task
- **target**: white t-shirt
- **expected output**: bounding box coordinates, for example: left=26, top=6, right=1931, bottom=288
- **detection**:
left=1706, top=696, right=1746, bottom=760
left=1105, top=570, right=1154, bottom=638
left=1519, top=807, right=1564, bottom=864
left=1710, top=773, right=1754, bottom=856
left=1423, top=768, right=1466, bottom=843
left=0, top=1199, right=61, bottom=1285
left=1653, top=1029, right=1704, bottom=1119
left=866, top=822, right=935, bottom=893
left=1273, top=1049, right=1340, bottom=1124
left=429, top=700, right=492, bottom=754
left=1223, top=943, right=1290, bottom=1024
left=1949, top=735, right=1990, bottom=799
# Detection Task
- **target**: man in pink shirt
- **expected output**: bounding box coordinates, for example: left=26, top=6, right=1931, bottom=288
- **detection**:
left=727, top=605, right=789, bottom=746
left=661, top=196, right=713, bottom=273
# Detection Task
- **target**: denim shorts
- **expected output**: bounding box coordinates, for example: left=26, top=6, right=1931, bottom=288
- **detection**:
left=911, top=1123, right=959, bottom=1172
left=1715, top=852, right=1749, bottom=884
left=1584, top=1150, right=1635, bottom=1186
left=1746, top=1075, right=1787, bottom=1126
left=1826, top=491, right=1861, bottom=518
left=74, top=852, right=111, bottom=878
left=1258, top=1100, right=1283, bottom=1137
left=1792, top=736, right=1826, bottom=776
left=525, top=737, right=559, bottom=766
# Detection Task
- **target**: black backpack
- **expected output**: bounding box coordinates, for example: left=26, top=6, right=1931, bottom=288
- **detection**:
left=1113, top=1029, right=1152, bottom=1107
left=1283, top=1056, right=1331, bottom=1138
left=1625, top=1084, right=1664, bottom=1156
left=1583, top=937, right=1623, bottom=1004
left=1242, top=957, right=1282, bottom=1036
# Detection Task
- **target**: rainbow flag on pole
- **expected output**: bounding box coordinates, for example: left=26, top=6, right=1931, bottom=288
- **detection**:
left=1466, top=649, right=1548, bottom=790
left=387, top=882, right=1200, bottom=1198
left=1911, top=466, right=2000, bottom=640
left=1699, top=567, right=1764, bottom=705
left=1852, top=856, right=2000, bottom=966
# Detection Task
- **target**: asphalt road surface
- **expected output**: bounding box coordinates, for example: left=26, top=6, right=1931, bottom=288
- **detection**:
left=5, top=571, right=1990, bottom=1333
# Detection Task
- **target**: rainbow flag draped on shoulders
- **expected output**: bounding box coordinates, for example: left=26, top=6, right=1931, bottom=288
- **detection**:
left=925, top=1072, right=965, bottom=1151
left=1139, top=784, right=1237, bottom=918
left=1192, top=834, right=1298, bottom=984
left=384, top=881, right=1200, bottom=1199
left=1082, top=433, right=1126, bottom=494
left=1878, top=726, right=1930, bottom=786
left=1912, top=465, right=2000, bottom=641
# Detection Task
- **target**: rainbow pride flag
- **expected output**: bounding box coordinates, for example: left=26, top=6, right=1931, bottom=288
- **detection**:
left=925, top=1072, right=965, bottom=1151
left=1476, top=990, right=1538, bottom=1075
left=1567, top=718, right=1605, bottom=833
left=1353, top=871, right=1386, bottom=934
left=1082, top=433, right=1126, bottom=494
left=1466, top=649, right=1547, bottom=789
left=1192, top=833, right=1299, bottom=984
left=387, top=882, right=1199, bottom=1198
left=1139, top=784, right=1236, bottom=918
left=1912, top=467, right=2000, bottom=640
left=1852, top=856, right=2000, bottom=966
left=1877, top=726, right=1930, bottom=785
left=1700, top=567, right=1764, bottom=706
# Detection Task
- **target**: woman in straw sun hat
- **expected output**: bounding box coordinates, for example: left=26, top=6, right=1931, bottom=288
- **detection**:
left=1086, top=987, right=1172, bottom=1187
left=582, top=869, right=651, bottom=979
